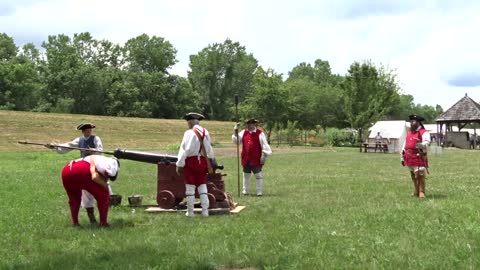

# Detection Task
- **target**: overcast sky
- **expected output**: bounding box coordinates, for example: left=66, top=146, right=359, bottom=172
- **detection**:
left=1, top=0, right=479, bottom=110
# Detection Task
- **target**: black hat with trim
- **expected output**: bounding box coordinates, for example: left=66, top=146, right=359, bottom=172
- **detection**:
left=408, top=115, right=425, bottom=122
left=76, top=123, right=96, bottom=130
left=183, top=112, right=205, bottom=121
left=245, top=118, right=259, bottom=124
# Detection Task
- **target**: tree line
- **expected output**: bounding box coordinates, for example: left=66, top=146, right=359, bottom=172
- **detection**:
left=0, top=32, right=443, bottom=140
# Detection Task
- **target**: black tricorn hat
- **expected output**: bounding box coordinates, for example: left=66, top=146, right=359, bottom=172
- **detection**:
left=408, top=114, right=425, bottom=122
left=76, top=123, right=96, bottom=130
left=183, top=112, right=205, bottom=121
left=245, top=118, right=259, bottom=124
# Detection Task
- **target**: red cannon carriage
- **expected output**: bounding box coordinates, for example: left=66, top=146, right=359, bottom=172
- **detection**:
left=113, top=149, right=230, bottom=209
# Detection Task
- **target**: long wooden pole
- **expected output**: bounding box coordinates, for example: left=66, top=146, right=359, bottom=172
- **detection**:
left=17, top=140, right=115, bottom=155
left=235, top=95, right=241, bottom=197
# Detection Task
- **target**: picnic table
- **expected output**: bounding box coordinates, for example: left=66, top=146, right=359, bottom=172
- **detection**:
left=360, top=143, right=388, bottom=153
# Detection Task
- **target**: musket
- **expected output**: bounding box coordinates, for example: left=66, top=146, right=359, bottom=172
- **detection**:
left=17, top=141, right=189, bottom=166
left=17, top=140, right=114, bottom=155
left=234, top=95, right=241, bottom=197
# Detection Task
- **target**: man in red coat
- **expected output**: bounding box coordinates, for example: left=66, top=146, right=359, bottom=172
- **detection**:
left=401, top=114, right=430, bottom=198
left=232, top=119, right=272, bottom=196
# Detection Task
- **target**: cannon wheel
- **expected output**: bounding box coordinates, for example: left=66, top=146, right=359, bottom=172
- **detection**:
left=157, top=190, right=175, bottom=209
left=209, top=189, right=226, bottom=201
left=208, top=193, right=216, bottom=209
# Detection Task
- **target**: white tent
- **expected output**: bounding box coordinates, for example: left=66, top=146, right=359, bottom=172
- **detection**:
left=368, top=121, right=408, bottom=153
left=423, top=124, right=437, bottom=135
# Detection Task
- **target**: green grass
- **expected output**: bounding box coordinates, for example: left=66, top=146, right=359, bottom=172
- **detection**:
left=1, top=111, right=480, bottom=269
left=0, top=110, right=234, bottom=152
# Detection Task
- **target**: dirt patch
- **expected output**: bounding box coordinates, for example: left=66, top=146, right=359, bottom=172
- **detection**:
left=214, top=147, right=328, bottom=157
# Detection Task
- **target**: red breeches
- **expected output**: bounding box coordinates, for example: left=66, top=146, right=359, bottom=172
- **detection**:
left=61, top=160, right=110, bottom=225
left=184, top=156, right=208, bottom=186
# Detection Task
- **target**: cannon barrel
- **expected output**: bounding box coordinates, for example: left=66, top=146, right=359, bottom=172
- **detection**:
left=112, top=148, right=224, bottom=170
left=113, top=149, right=178, bottom=164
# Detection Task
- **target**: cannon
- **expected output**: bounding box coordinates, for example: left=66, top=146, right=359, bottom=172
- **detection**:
left=18, top=141, right=231, bottom=210
left=113, top=148, right=229, bottom=209
left=112, top=148, right=178, bottom=164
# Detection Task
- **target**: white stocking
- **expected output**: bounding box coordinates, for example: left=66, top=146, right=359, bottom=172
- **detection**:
left=198, top=184, right=209, bottom=216
left=255, top=172, right=263, bottom=196
left=185, top=184, right=195, bottom=217
left=243, top=172, right=251, bottom=195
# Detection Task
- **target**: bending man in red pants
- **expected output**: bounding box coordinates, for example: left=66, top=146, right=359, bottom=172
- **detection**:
left=176, top=112, right=215, bottom=217
left=61, top=155, right=120, bottom=226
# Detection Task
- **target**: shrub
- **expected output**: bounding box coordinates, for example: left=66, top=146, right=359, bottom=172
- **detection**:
left=325, top=128, right=352, bottom=146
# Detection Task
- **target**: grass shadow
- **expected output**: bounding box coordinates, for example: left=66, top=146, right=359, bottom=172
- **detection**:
left=66, top=218, right=136, bottom=230
left=426, top=193, right=448, bottom=200
left=8, top=245, right=217, bottom=270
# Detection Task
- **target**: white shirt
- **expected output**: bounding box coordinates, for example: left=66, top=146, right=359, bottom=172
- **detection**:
left=56, top=135, right=103, bottom=154
left=232, top=128, right=273, bottom=156
left=76, top=155, right=119, bottom=178
left=176, top=125, right=215, bottom=167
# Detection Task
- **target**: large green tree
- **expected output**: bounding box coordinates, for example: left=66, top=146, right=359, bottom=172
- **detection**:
left=412, top=103, right=443, bottom=123
left=286, top=59, right=346, bottom=131
left=124, top=34, right=177, bottom=73
left=342, top=61, right=400, bottom=131
left=240, top=67, right=287, bottom=141
left=188, top=39, right=258, bottom=120
left=122, top=34, right=182, bottom=118
left=0, top=33, right=17, bottom=61
left=0, top=35, right=42, bottom=111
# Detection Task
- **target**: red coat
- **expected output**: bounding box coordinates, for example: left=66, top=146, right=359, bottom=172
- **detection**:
left=404, top=128, right=427, bottom=167
left=241, top=129, right=263, bottom=167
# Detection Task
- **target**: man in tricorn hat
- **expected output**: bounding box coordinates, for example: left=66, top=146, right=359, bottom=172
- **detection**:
left=232, top=118, right=272, bottom=196
left=176, top=112, right=215, bottom=217
left=401, top=114, right=431, bottom=198
left=46, top=123, right=111, bottom=223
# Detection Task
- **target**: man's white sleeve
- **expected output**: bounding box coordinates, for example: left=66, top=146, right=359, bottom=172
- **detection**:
left=422, top=131, right=431, bottom=146
left=232, top=130, right=244, bottom=145
left=176, top=131, right=193, bottom=167
left=260, top=132, right=272, bottom=156
left=94, top=136, right=103, bottom=151
left=56, top=137, right=80, bottom=154
left=401, top=140, right=406, bottom=161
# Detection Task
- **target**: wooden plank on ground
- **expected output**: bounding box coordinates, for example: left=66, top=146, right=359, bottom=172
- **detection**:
left=230, top=205, right=246, bottom=214
left=145, top=205, right=245, bottom=215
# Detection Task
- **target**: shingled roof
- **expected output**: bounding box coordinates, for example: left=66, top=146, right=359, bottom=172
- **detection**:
left=436, top=94, right=480, bottom=122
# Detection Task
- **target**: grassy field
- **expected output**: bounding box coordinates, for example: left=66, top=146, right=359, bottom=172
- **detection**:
left=1, top=111, right=480, bottom=269
left=0, top=110, right=234, bottom=152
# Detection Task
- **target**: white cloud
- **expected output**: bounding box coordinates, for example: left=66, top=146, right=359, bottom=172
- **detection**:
left=1, top=0, right=479, bottom=110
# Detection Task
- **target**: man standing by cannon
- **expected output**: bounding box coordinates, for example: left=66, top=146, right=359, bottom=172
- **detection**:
left=401, top=115, right=430, bottom=198
left=176, top=113, right=215, bottom=217
left=232, top=119, right=272, bottom=196
left=46, top=123, right=111, bottom=224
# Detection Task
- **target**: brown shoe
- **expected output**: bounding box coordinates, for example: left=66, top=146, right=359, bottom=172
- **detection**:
left=418, top=176, right=426, bottom=198
left=86, top=207, right=97, bottom=224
